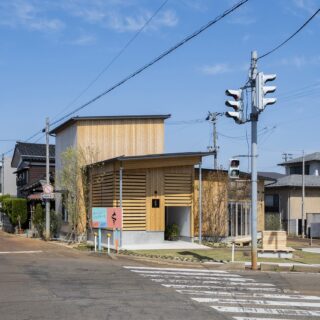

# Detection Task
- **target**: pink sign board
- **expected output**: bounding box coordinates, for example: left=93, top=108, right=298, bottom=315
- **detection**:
left=107, top=207, right=123, bottom=229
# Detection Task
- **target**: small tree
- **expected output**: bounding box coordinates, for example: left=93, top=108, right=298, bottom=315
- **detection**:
left=33, top=203, right=45, bottom=237
left=58, top=146, right=98, bottom=241
left=11, top=198, right=27, bottom=230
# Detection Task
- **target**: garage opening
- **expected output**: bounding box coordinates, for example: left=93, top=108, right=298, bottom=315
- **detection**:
left=165, top=206, right=191, bottom=241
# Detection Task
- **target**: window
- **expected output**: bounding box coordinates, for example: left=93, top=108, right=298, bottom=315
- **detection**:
left=289, top=165, right=310, bottom=175
left=265, top=194, right=279, bottom=212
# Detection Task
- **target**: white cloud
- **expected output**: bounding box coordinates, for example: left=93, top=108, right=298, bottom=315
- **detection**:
left=0, top=0, right=64, bottom=32
left=293, top=0, right=317, bottom=14
left=200, top=63, right=231, bottom=76
left=278, top=55, right=320, bottom=68
left=69, top=35, right=96, bottom=46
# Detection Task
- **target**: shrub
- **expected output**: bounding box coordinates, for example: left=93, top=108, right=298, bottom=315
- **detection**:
left=165, top=224, right=179, bottom=241
left=33, top=204, right=44, bottom=237
left=10, top=198, right=27, bottom=229
left=2, top=198, right=13, bottom=216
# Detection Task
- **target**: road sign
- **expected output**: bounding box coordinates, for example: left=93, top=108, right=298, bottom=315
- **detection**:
left=41, top=193, right=55, bottom=200
left=42, top=184, right=53, bottom=194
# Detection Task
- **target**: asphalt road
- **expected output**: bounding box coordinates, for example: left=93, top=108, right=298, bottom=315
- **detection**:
left=0, top=231, right=320, bottom=320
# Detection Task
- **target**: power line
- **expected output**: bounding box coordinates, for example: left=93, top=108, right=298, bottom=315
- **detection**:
left=50, top=0, right=249, bottom=128
left=259, top=8, right=320, bottom=60
left=50, top=0, right=169, bottom=123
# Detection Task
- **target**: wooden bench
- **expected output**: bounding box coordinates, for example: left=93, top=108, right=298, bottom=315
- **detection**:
left=258, top=231, right=294, bottom=258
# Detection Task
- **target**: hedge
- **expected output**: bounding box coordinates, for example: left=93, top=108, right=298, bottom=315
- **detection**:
left=2, top=197, right=27, bottom=228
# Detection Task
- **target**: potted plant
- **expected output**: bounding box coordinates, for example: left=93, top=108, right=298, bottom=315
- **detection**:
left=165, top=224, right=179, bottom=241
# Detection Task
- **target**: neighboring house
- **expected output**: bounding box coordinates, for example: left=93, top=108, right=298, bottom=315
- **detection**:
left=50, top=115, right=171, bottom=236
left=0, top=157, right=17, bottom=196
left=264, top=152, right=320, bottom=236
left=11, top=142, right=55, bottom=199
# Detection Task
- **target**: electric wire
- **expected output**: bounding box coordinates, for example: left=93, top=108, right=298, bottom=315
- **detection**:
left=49, top=0, right=249, bottom=128
left=50, top=0, right=169, bottom=123
left=258, top=8, right=320, bottom=60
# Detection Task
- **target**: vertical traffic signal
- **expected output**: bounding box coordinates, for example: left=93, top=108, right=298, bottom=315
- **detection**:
left=225, top=89, right=244, bottom=124
left=229, top=158, right=240, bottom=179
left=256, top=72, right=276, bottom=112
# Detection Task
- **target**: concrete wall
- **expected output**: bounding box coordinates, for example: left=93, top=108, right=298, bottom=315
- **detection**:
left=0, top=157, right=17, bottom=196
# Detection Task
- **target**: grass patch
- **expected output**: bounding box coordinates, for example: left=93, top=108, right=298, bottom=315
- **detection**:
left=131, top=247, right=320, bottom=264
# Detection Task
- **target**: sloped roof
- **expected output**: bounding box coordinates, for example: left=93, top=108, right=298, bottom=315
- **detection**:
left=11, top=142, right=55, bottom=168
left=258, top=171, right=285, bottom=181
left=278, top=152, right=320, bottom=166
left=50, top=115, right=171, bottom=134
left=266, top=174, right=320, bottom=188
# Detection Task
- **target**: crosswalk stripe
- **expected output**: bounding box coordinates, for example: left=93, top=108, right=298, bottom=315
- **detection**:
left=162, top=284, right=280, bottom=292
left=233, top=318, right=296, bottom=320
left=192, top=297, right=320, bottom=308
left=140, top=274, right=253, bottom=281
left=123, top=266, right=229, bottom=273
left=151, top=279, right=274, bottom=286
left=129, top=270, right=242, bottom=277
left=211, top=306, right=320, bottom=317
left=176, top=289, right=320, bottom=300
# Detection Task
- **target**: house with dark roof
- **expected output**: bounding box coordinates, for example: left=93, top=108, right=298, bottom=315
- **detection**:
left=11, top=142, right=55, bottom=198
left=265, top=152, right=320, bottom=237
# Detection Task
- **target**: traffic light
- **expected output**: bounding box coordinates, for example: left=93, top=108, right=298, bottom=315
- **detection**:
left=225, top=89, right=244, bottom=124
left=229, top=159, right=240, bottom=179
left=256, top=72, right=276, bottom=112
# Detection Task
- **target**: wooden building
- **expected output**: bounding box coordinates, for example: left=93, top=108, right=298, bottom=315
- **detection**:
left=50, top=115, right=170, bottom=235
left=87, top=157, right=265, bottom=246
left=87, top=152, right=212, bottom=245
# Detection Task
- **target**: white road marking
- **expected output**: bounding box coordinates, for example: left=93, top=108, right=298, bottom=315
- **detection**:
left=176, top=290, right=320, bottom=300
left=162, top=284, right=279, bottom=292
left=130, top=270, right=242, bottom=277
left=192, top=297, right=320, bottom=308
left=139, top=273, right=244, bottom=279
left=233, top=318, right=296, bottom=320
left=124, top=266, right=229, bottom=273
left=0, top=250, right=43, bottom=254
left=150, top=279, right=274, bottom=286
left=211, top=306, right=320, bottom=317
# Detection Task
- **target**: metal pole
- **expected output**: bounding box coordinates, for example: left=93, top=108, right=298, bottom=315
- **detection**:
left=250, top=50, right=258, bottom=270
left=213, top=119, right=218, bottom=170
left=45, top=117, right=51, bottom=240
left=119, top=166, right=123, bottom=249
left=1, top=153, right=4, bottom=195
left=302, top=150, right=305, bottom=238
left=199, top=161, right=202, bottom=244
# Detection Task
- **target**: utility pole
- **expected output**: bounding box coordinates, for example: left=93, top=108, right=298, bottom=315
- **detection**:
left=282, top=153, right=293, bottom=163
left=1, top=153, right=4, bottom=195
left=250, top=50, right=258, bottom=271
left=45, top=117, right=51, bottom=240
left=206, top=112, right=223, bottom=169
left=302, top=150, right=305, bottom=238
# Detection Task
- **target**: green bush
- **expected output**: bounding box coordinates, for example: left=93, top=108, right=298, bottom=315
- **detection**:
left=2, top=198, right=13, bottom=216
left=0, top=194, right=11, bottom=208
left=165, top=224, right=179, bottom=241
left=11, top=198, right=27, bottom=229
left=50, top=210, right=61, bottom=237
left=33, top=204, right=44, bottom=237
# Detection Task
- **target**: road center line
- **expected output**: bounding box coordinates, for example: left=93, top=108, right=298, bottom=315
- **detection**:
left=0, top=250, right=43, bottom=254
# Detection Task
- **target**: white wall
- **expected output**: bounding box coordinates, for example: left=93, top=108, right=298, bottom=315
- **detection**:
left=167, top=207, right=191, bottom=238
left=0, top=157, right=16, bottom=196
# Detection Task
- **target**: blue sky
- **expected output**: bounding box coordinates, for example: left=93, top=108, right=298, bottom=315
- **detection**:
left=0, top=0, right=319, bottom=172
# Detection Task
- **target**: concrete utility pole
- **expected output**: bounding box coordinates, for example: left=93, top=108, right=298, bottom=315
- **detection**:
left=206, top=112, right=223, bottom=169
left=302, top=150, right=305, bottom=238
left=45, top=117, right=51, bottom=240
left=250, top=50, right=258, bottom=271
left=1, top=153, right=4, bottom=195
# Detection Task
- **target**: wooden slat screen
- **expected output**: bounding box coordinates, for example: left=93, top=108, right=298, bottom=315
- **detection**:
left=116, top=172, right=146, bottom=231
left=92, top=172, right=114, bottom=207
left=164, top=173, right=192, bottom=206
